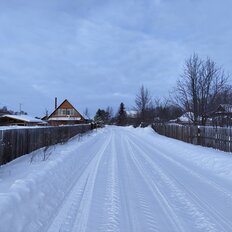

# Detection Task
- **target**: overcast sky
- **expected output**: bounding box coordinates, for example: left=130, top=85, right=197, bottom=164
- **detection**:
left=0, top=0, right=232, bottom=117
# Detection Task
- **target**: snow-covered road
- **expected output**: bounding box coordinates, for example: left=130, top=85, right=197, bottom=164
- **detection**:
left=1, top=126, right=232, bottom=232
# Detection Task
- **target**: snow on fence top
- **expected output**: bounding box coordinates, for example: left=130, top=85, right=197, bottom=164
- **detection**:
left=152, top=123, right=232, bottom=153
left=0, top=124, right=91, bottom=165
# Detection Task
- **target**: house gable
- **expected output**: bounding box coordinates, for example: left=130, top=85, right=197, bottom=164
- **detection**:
left=216, top=105, right=225, bottom=112
left=48, top=99, right=85, bottom=121
left=215, top=104, right=232, bottom=114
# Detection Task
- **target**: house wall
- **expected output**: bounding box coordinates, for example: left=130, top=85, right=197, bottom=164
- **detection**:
left=48, top=100, right=85, bottom=125
left=49, top=120, right=84, bottom=126
left=0, top=118, right=38, bottom=126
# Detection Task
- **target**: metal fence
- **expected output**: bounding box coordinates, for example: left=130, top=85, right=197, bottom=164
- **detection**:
left=152, top=123, right=232, bottom=153
left=0, top=124, right=91, bottom=165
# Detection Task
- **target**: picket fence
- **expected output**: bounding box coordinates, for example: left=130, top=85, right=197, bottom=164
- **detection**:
left=0, top=124, right=91, bottom=165
left=152, top=123, right=232, bottom=153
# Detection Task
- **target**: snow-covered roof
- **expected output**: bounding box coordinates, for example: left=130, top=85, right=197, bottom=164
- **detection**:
left=48, top=117, right=82, bottom=121
left=178, top=112, right=193, bottom=122
left=218, top=104, right=232, bottom=113
left=126, top=110, right=137, bottom=118
left=0, top=114, right=46, bottom=123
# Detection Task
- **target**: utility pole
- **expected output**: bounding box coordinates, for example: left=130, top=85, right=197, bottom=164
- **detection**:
left=19, top=103, right=22, bottom=115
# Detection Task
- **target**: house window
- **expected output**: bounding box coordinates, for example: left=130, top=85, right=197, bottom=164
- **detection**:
left=70, top=109, right=75, bottom=116
left=57, top=109, right=62, bottom=116
left=56, top=108, right=77, bottom=116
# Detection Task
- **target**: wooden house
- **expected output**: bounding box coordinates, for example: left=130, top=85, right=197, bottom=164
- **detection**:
left=47, top=99, right=85, bottom=126
left=211, top=104, right=232, bottom=127
left=0, top=114, right=46, bottom=126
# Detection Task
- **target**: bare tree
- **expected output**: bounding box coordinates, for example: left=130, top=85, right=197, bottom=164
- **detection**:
left=84, top=107, right=90, bottom=120
left=198, top=58, right=229, bottom=124
left=173, top=54, right=201, bottom=124
left=106, top=106, right=113, bottom=124
left=135, top=85, right=152, bottom=123
left=153, top=98, right=183, bottom=122
left=174, top=54, right=230, bottom=125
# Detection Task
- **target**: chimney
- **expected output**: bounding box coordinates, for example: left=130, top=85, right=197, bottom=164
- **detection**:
left=55, top=97, right=57, bottom=110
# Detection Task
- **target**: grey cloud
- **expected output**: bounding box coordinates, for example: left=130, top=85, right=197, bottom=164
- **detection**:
left=0, top=0, right=231, bottom=116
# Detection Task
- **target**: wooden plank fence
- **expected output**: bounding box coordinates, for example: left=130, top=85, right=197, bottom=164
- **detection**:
left=152, top=123, right=232, bottom=153
left=0, top=124, right=91, bottom=165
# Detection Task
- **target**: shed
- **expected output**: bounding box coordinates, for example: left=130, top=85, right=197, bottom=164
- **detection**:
left=0, top=114, right=46, bottom=126
left=211, top=104, right=232, bottom=127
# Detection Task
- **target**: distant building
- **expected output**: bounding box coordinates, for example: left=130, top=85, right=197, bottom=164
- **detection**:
left=0, top=114, right=46, bottom=126
left=125, top=110, right=138, bottom=125
left=178, top=112, right=194, bottom=124
left=211, top=104, right=232, bottom=127
left=126, top=110, right=137, bottom=118
left=47, top=99, right=85, bottom=126
left=168, top=112, right=194, bottom=125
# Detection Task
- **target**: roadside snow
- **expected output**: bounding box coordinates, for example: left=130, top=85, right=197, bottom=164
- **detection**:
left=137, top=126, right=232, bottom=178
left=0, top=126, right=232, bottom=232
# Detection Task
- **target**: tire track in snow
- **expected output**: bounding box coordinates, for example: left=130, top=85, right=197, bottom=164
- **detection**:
left=120, top=133, right=159, bottom=232
left=58, top=179, right=88, bottom=232
left=127, top=134, right=232, bottom=232
left=113, top=133, right=135, bottom=231
left=110, top=132, right=146, bottom=232
left=100, top=132, right=120, bottom=232
left=128, top=130, right=232, bottom=201
left=119, top=132, right=159, bottom=232
left=44, top=164, right=92, bottom=232
left=127, top=131, right=232, bottom=231
left=135, top=191, right=159, bottom=232
left=28, top=140, right=101, bottom=232
left=124, top=136, right=186, bottom=232
left=70, top=133, right=113, bottom=232
left=45, top=132, right=112, bottom=232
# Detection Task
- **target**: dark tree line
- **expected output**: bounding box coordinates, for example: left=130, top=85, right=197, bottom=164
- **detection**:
left=93, top=87, right=183, bottom=126
left=94, top=107, right=113, bottom=124
left=0, top=106, right=27, bottom=116
left=133, top=86, right=183, bottom=125
left=93, top=53, right=231, bottom=127
left=0, top=106, right=13, bottom=115
left=133, top=54, right=231, bottom=126
left=94, top=103, right=128, bottom=126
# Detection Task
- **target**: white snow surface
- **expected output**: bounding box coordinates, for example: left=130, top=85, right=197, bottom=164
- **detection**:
left=1, top=126, right=232, bottom=232
left=126, top=110, right=137, bottom=118
left=178, top=112, right=193, bottom=123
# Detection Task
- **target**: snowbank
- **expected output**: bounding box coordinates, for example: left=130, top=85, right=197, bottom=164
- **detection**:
left=1, top=126, right=232, bottom=232
left=0, top=129, right=102, bottom=232
left=134, top=126, right=232, bottom=178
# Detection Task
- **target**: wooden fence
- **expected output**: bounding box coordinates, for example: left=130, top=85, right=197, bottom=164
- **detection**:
left=0, top=124, right=91, bottom=165
left=152, top=123, right=232, bottom=153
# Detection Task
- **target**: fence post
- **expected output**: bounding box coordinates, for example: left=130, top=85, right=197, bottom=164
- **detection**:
left=197, top=126, right=201, bottom=145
